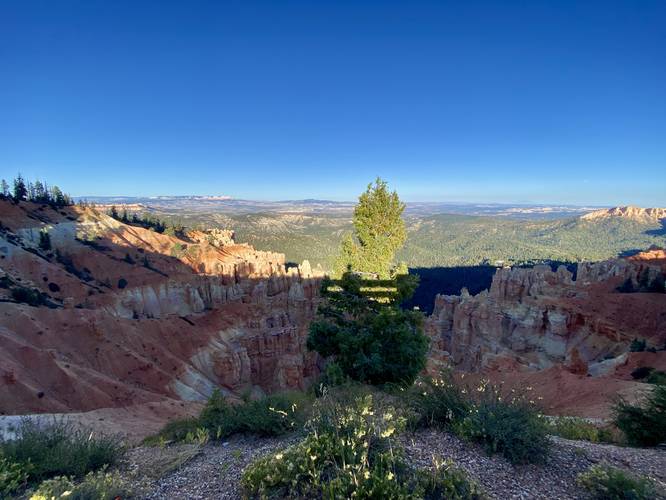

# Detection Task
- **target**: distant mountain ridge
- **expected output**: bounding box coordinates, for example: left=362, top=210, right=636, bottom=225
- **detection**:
left=581, top=206, right=666, bottom=222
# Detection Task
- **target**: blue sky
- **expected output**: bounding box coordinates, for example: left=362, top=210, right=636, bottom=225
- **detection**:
left=1, top=0, right=665, bottom=205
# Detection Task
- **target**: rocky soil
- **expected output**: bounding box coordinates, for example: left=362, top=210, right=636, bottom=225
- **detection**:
left=402, top=430, right=666, bottom=499
left=120, top=431, right=666, bottom=499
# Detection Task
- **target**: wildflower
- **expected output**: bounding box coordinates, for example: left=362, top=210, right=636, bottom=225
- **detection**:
left=381, top=427, right=395, bottom=438
left=364, top=471, right=370, bottom=479
left=275, top=453, right=284, bottom=460
left=387, top=471, right=394, bottom=480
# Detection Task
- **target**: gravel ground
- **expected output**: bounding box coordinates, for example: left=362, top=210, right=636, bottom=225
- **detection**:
left=400, top=429, right=666, bottom=499
left=123, top=435, right=300, bottom=499
left=123, top=431, right=666, bottom=499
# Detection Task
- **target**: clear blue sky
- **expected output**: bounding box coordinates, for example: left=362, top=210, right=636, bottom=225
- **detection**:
left=1, top=0, right=665, bottom=205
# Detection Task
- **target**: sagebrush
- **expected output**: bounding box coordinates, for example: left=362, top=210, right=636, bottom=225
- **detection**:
left=0, top=419, right=123, bottom=486
left=241, top=390, right=483, bottom=499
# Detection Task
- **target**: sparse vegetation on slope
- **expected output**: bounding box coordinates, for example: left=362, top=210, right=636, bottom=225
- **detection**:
left=29, top=468, right=133, bottom=500
left=0, top=419, right=123, bottom=489
left=146, top=391, right=311, bottom=445
left=613, top=383, right=666, bottom=447
left=577, top=464, right=659, bottom=500
left=407, top=374, right=550, bottom=464
left=241, top=390, right=484, bottom=499
left=546, top=417, right=620, bottom=444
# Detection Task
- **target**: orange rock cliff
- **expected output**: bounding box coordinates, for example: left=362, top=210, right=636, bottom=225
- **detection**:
left=0, top=200, right=322, bottom=414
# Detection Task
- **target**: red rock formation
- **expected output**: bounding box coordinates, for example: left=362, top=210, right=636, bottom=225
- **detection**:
left=425, top=254, right=666, bottom=375
left=0, top=200, right=322, bottom=414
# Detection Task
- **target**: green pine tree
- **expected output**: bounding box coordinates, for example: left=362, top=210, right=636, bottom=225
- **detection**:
left=51, top=186, right=67, bottom=207
left=308, top=179, right=426, bottom=387
left=1, top=179, right=10, bottom=198
left=335, top=177, right=407, bottom=279
left=13, top=174, right=27, bottom=201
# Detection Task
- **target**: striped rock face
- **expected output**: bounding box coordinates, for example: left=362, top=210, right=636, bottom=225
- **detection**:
left=425, top=251, right=666, bottom=376
left=0, top=200, right=322, bottom=415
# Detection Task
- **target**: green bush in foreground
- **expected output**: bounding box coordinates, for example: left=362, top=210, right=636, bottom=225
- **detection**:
left=547, top=417, right=619, bottom=444
left=0, top=457, right=30, bottom=497
left=577, top=465, right=658, bottom=500
left=613, top=383, right=666, bottom=446
left=149, top=390, right=310, bottom=444
left=202, top=390, right=309, bottom=439
left=407, top=376, right=471, bottom=429
left=408, top=374, right=550, bottom=464
left=29, top=468, right=133, bottom=500
left=458, top=382, right=550, bottom=464
left=241, top=392, right=483, bottom=499
left=0, top=419, right=123, bottom=486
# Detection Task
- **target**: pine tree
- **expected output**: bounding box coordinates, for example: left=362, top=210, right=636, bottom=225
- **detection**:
left=51, top=186, right=66, bottom=207
left=335, top=178, right=407, bottom=279
left=308, top=178, right=425, bottom=386
left=0, top=179, right=9, bottom=198
left=13, top=174, right=27, bottom=201
left=42, top=182, right=51, bottom=203
left=34, top=180, right=46, bottom=203
left=109, top=205, right=119, bottom=219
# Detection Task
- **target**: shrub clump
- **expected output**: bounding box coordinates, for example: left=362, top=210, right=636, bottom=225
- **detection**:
left=241, top=392, right=483, bottom=499
left=0, top=457, right=30, bottom=497
left=646, top=370, right=666, bottom=385
left=0, top=419, right=123, bottom=486
left=613, top=383, right=666, bottom=446
left=149, top=390, right=310, bottom=444
left=546, top=417, right=618, bottom=444
left=629, top=338, right=647, bottom=352
left=457, top=382, right=550, bottom=464
left=577, top=465, right=658, bottom=500
left=29, top=468, right=132, bottom=500
left=11, top=286, right=46, bottom=306
left=407, top=375, right=471, bottom=429
left=199, top=390, right=308, bottom=439
left=408, top=374, right=550, bottom=464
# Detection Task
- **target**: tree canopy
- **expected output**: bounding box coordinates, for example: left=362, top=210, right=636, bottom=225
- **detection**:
left=335, top=178, right=407, bottom=279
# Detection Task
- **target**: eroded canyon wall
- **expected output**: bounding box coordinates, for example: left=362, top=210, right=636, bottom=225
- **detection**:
left=425, top=252, right=666, bottom=375
left=0, top=200, right=322, bottom=413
